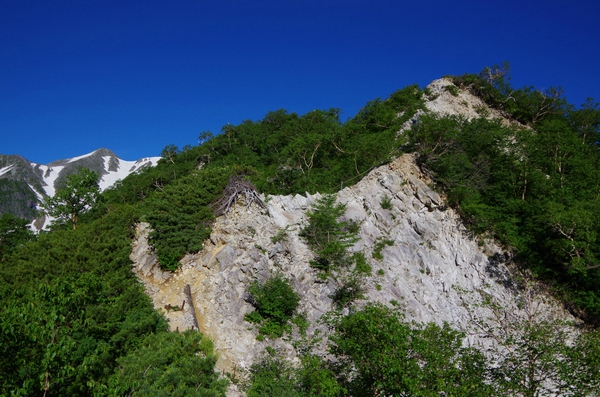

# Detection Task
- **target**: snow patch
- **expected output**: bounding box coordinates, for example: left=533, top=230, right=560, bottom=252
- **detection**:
left=27, top=183, right=55, bottom=231
left=28, top=183, right=45, bottom=202
left=40, top=165, right=65, bottom=197
left=98, top=156, right=160, bottom=191
left=67, top=150, right=97, bottom=163
left=0, top=165, right=14, bottom=177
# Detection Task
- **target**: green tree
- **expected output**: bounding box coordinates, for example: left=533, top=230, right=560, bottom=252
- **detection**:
left=160, top=144, right=180, bottom=164
left=42, top=168, right=100, bottom=230
left=299, top=195, right=359, bottom=273
left=198, top=130, right=214, bottom=145
left=570, top=97, right=600, bottom=145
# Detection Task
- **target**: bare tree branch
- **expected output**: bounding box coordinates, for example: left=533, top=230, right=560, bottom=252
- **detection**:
left=212, top=176, right=265, bottom=217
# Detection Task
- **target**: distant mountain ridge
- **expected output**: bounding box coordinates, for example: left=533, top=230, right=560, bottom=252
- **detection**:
left=0, top=148, right=160, bottom=222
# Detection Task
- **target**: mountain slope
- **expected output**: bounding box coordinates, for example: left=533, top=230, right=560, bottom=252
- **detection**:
left=0, top=148, right=159, bottom=223
left=130, top=79, right=577, bottom=394
left=3, top=73, right=599, bottom=396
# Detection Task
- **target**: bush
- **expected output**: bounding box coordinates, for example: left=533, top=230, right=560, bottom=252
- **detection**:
left=444, top=84, right=460, bottom=97
left=331, top=274, right=364, bottom=309
left=246, top=350, right=342, bottom=397
left=107, top=331, right=228, bottom=396
left=245, top=274, right=300, bottom=339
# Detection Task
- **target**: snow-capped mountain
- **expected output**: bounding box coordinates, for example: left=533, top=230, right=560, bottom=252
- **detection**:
left=0, top=148, right=160, bottom=222
left=34, top=148, right=160, bottom=195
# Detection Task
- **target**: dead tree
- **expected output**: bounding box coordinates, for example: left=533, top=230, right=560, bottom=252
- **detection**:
left=183, top=284, right=199, bottom=331
left=212, top=176, right=265, bottom=216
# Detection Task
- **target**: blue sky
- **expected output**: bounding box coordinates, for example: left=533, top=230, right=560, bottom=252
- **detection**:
left=1, top=0, right=599, bottom=164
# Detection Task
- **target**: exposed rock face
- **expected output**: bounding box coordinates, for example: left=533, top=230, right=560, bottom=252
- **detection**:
left=131, top=153, right=574, bottom=386
left=423, top=77, right=508, bottom=121
left=130, top=80, right=574, bottom=396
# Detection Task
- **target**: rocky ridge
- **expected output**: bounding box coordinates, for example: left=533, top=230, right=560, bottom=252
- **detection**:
left=130, top=79, right=575, bottom=395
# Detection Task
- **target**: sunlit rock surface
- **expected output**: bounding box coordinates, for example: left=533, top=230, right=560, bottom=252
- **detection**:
left=131, top=80, right=574, bottom=397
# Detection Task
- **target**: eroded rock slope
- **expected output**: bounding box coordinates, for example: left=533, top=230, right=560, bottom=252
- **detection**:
left=130, top=80, right=573, bottom=395
left=132, top=152, right=572, bottom=375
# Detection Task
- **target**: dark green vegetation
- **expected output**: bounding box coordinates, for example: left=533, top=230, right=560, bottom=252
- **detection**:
left=244, top=274, right=301, bottom=339
left=0, top=213, right=35, bottom=262
left=299, top=195, right=360, bottom=274
left=192, top=85, right=425, bottom=195
left=2, top=64, right=600, bottom=395
left=105, top=331, right=228, bottom=396
left=246, top=349, right=342, bottom=397
left=329, top=304, right=492, bottom=396
left=143, top=167, right=232, bottom=270
left=0, top=205, right=226, bottom=395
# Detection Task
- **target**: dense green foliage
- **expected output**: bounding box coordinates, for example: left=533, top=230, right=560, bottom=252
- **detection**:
left=0, top=207, right=167, bottom=395
left=105, top=331, right=228, bottom=396
left=328, top=303, right=492, bottom=396
left=144, top=167, right=232, bottom=270
left=0, top=146, right=236, bottom=394
left=246, top=350, right=341, bottom=397
left=451, top=62, right=572, bottom=127
left=187, top=85, right=425, bottom=195
left=245, top=274, right=301, bottom=339
left=0, top=213, right=35, bottom=261
left=101, top=146, right=203, bottom=206
left=248, top=302, right=600, bottom=396
left=0, top=204, right=226, bottom=395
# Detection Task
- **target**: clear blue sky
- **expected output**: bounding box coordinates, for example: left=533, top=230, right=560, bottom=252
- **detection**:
left=1, top=0, right=598, bottom=164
